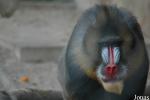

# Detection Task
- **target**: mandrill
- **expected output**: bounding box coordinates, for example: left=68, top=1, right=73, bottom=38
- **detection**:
left=58, top=5, right=149, bottom=100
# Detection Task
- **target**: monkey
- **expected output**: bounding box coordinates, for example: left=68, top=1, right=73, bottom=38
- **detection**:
left=58, top=5, right=149, bottom=100
left=0, top=0, right=19, bottom=17
left=0, top=4, right=149, bottom=100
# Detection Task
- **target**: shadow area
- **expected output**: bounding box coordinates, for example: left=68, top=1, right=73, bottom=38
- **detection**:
left=0, top=87, right=149, bottom=100
left=0, top=89, right=63, bottom=100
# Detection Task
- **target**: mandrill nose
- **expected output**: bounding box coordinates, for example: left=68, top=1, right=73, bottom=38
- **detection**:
left=105, top=64, right=118, bottom=77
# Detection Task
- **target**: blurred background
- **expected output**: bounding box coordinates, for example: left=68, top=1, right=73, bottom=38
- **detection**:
left=0, top=0, right=149, bottom=93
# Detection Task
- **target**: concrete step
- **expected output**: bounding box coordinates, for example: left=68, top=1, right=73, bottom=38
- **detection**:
left=20, top=46, right=63, bottom=63
left=0, top=62, right=61, bottom=91
left=0, top=1, right=149, bottom=47
left=0, top=2, right=77, bottom=64
left=0, top=2, right=77, bottom=48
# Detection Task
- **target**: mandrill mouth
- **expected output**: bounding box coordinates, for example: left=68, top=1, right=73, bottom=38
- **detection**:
left=96, top=64, right=127, bottom=83
left=96, top=64, right=127, bottom=95
left=102, top=77, right=118, bottom=83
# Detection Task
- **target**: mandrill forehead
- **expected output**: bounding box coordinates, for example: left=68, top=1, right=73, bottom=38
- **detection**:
left=83, top=14, right=134, bottom=49
left=84, top=25, right=133, bottom=50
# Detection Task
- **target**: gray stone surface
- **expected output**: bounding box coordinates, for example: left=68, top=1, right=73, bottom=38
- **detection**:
left=0, top=41, right=19, bottom=65
left=0, top=62, right=61, bottom=91
left=0, top=2, right=77, bottom=48
left=20, top=47, right=63, bottom=63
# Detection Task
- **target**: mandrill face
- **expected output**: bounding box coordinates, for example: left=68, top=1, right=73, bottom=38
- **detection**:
left=63, top=5, right=148, bottom=99
left=96, top=46, right=127, bottom=82
left=96, top=37, right=128, bottom=94
left=81, top=11, right=139, bottom=94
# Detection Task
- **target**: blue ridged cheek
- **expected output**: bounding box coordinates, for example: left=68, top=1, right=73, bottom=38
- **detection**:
left=101, top=47, right=120, bottom=64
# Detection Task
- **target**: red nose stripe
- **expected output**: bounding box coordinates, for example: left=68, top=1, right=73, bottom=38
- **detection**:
left=108, top=46, right=114, bottom=64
